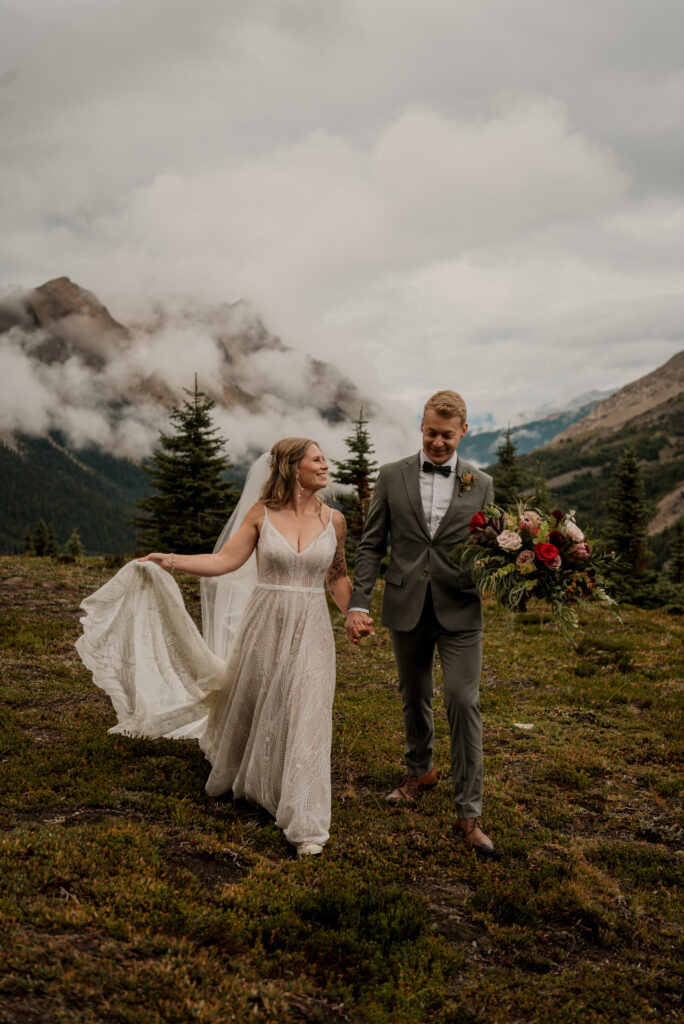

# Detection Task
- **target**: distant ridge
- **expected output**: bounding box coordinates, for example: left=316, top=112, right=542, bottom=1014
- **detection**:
left=511, top=348, right=684, bottom=550
left=549, top=350, right=684, bottom=444
left=459, top=400, right=601, bottom=466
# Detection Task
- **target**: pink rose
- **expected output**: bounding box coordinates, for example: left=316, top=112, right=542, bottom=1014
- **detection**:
left=549, top=555, right=562, bottom=571
left=516, top=549, right=535, bottom=574
left=566, top=521, right=585, bottom=543
left=567, top=542, right=591, bottom=562
left=497, top=530, right=523, bottom=552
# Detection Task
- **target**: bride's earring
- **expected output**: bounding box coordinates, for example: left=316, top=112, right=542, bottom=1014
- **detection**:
left=296, top=474, right=304, bottom=498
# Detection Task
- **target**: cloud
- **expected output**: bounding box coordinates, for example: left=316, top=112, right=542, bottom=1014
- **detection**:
left=0, top=0, right=682, bottom=429
left=0, top=335, right=53, bottom=436
left=0, top=298, right=413, bottom=466
left=124, top=325, right=226, bottom=395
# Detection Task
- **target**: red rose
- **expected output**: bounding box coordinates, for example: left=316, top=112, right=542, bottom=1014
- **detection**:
left=535, top=542, right=560, bottom=566
left=469, top=511, right=487, bottom=531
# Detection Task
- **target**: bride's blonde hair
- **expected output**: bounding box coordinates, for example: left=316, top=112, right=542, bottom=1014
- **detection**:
left=260, top=437, right=326, bottom=509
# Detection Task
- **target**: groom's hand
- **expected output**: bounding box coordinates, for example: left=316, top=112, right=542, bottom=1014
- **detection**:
left=345, top=610, right=375, bottom=645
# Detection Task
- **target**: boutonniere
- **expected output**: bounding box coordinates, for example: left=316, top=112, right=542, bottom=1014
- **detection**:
left=458, top=472, right=477, bottom=496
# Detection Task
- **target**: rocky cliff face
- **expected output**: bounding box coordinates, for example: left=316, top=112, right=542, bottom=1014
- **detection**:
left=532, top=347, right=684, bottom=536
left=4, top=277, right=129, bottom=370
left=549, top=350, right=684, bottom=444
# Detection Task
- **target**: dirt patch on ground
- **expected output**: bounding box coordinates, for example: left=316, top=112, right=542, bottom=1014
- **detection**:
left=330, top=768, right=375, bottom=801
left=164, top=841, right=250, bottom=887
left=285, top=995, right=356, bottom=1023
left=2, top=804, right=143, bottom=830
left=409, top=876, right=491, bottom=949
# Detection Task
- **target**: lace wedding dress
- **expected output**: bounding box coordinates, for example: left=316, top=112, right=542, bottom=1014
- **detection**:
left=76, top=505, right=338, bottom=848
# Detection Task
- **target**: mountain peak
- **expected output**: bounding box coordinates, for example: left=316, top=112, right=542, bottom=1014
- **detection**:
left=29, top=277, right=129, bottom=338
left=0, top=276, right=130, bottom=370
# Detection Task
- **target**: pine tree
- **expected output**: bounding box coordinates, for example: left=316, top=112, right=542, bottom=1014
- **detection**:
left=492, top=427, right=521, bottom=509
left=135, top=378, right=240, bottom=554
left=605, top=446, right=655, bottom=603
left=23, top=527, right=34, bottom=555
left=531, top=460, right=552, bottom=514
left=331, top=408, right=378, bottom=558
left=668, top=517, right=684, bottom=584
left=46, top=522, right=60, bottom=557
left=66, top=527, right=85, bottom=560
left=34, top=518, right=49, bottom=556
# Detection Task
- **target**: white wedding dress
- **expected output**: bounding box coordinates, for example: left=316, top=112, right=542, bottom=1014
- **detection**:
left=76, top=506, right=338, bottom=847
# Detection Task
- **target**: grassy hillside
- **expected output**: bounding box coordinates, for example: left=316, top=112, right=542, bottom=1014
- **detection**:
left=0, top=434, right=149, bottom=555
left=496, top=397, right=684, bottom=567
left=0, top=556, right=681, bottom=1023
left=1, top=434, right=249, bottom=558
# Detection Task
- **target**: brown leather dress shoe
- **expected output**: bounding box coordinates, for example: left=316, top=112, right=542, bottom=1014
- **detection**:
left=455, top=816, right=495, bottom=856
left=385, top=765, right=438, bottom=804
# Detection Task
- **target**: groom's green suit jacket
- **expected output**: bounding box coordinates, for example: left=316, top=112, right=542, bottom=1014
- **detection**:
left=350, top=453, right=494, bottom=633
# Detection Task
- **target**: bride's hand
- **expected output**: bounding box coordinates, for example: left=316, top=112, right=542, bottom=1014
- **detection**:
left=138, top=553, right=173, bottom=570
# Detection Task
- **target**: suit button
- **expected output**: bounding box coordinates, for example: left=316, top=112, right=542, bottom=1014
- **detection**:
left=423, top=570, right=429, bottom=577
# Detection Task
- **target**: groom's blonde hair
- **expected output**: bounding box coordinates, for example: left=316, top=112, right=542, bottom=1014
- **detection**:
left=260, top=437, right=326, bottom=509
left=424, top=390, right=467, bottom=424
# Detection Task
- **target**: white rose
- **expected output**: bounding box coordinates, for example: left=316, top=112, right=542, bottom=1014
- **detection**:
left=566, top=521, right=584, bottom=543
left=497, top=530, right=523, bottom=552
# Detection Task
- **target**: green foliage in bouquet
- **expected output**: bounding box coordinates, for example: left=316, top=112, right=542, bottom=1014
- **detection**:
left=452, top=503, right=619, bottom=644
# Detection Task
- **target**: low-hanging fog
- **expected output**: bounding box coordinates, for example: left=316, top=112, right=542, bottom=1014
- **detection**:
left=1, top=0, right=682, bottom=437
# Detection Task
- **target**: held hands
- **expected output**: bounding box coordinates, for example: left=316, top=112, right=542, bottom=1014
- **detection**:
left=344, top=610, right=375, bottom=645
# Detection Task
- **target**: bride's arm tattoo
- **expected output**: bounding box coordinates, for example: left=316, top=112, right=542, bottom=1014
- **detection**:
left=326, top=513, right=353, bottom=615
left=326, top=516, right=348, bottom=586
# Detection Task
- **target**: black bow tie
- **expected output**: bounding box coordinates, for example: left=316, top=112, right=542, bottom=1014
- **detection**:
left=423, top=461, right=451, bottom=477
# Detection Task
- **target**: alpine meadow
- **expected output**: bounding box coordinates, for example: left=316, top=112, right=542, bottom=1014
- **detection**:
left=0, top=556, right=681, bottom=1024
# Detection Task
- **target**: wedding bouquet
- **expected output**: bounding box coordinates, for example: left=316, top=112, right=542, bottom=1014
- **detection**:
left=451, top=504, right=618, bottom=643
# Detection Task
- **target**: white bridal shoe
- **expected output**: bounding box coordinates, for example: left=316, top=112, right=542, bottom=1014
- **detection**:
left=296, top=843, right=324, bottom=858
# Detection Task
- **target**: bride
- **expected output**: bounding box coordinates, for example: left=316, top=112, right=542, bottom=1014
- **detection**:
left=76, top=438, right=354, bottom=857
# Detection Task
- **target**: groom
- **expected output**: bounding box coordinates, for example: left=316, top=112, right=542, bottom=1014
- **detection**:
left=345, top=390, right=495, bottom=855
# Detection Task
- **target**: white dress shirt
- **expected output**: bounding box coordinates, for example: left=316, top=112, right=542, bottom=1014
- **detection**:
left=420, top=449, right=459, bottom=537
left=348, top=450, right=459, bottom=614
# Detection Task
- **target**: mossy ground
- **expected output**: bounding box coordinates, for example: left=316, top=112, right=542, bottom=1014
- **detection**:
left=0, top=556, right=681, bottom=1023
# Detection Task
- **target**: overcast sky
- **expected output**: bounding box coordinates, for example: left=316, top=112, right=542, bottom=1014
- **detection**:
left=1, top=0, right=683, bottom=431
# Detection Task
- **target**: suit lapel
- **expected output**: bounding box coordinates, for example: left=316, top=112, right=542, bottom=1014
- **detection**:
left=401, top=455, right=431, bottom=540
